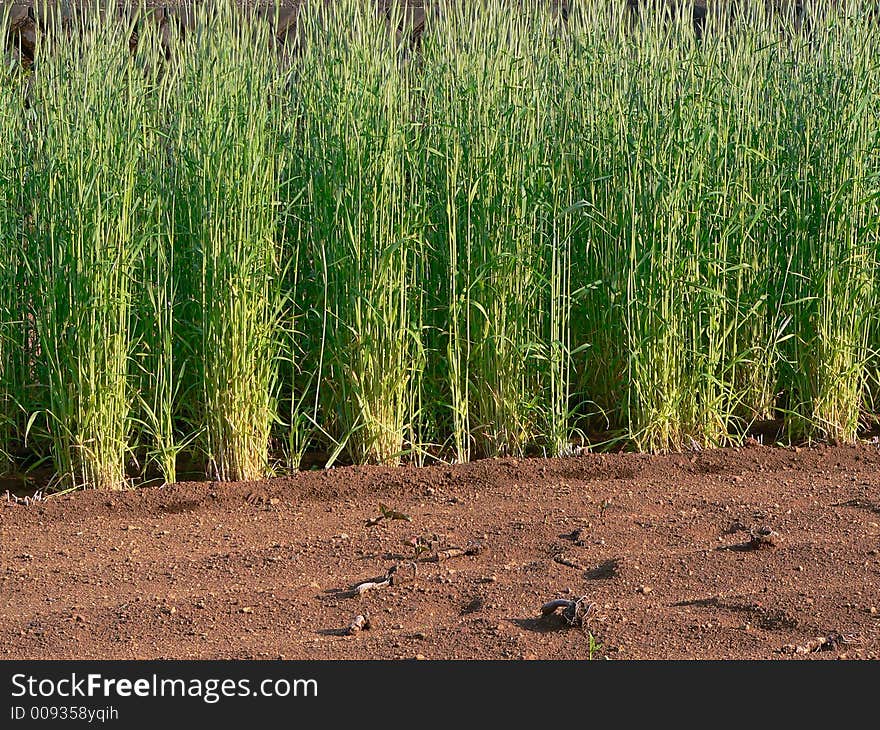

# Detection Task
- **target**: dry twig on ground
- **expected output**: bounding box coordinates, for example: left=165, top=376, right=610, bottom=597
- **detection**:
left=540, top=595, right=595, bottom=628
left=351, top=562, right=417, bottom=596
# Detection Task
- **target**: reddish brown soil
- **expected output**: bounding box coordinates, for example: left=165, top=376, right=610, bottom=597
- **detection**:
left=2, top=442, right=879, bottom=660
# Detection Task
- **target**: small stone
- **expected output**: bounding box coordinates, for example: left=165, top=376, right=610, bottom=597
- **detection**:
left=346, top=615, right=371, bottom=635
left=637, top=585, right=653, bottom=595
left=869, top=607, right=877, bottom=615
left=749, top=526, right=780, bottom=548
left=415, top=654, right=426, bottom=660
left=241, top=607, right=254, bottom=614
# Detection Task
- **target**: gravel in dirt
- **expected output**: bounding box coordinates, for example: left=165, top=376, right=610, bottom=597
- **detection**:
left=2, top=441, right=879, bottom=660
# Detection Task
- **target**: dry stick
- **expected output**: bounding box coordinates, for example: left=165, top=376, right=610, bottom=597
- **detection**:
left=540, top=595, right=595, bottom=628
left=354, top=578, right=389, bottom=596
left=540, top=599, right=576, bottom=616
left=425, top=541, right=483, bottom=562
left=553, top=553, right=583, bottom=570
left=352, top=562, right=417, bottom=596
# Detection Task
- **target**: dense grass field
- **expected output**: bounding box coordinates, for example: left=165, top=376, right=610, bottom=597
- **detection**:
left=2, top=0, right=880, bottom=490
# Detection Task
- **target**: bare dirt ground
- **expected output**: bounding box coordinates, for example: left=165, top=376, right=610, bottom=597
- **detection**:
left=1, top=441, right=879, bottom=660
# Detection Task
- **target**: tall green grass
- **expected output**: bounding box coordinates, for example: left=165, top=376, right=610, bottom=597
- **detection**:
left=772, top=8, right=880, bottom=442
left=422, top=1, right=574, bottom=460
left=564, top=0, right=880, bottom=449
left=167, top=3, right=284, bottom=481
left=129, top=12, right=178, bottom=485
left=0, top=11, right=25, bottom=471
left=291, top=0, right=424, bottom=466
left=566, top=3, right=751, bottom=450
left=2, top=0, right=880, bottom=489
left=24, top=8, right=151, bottom=489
